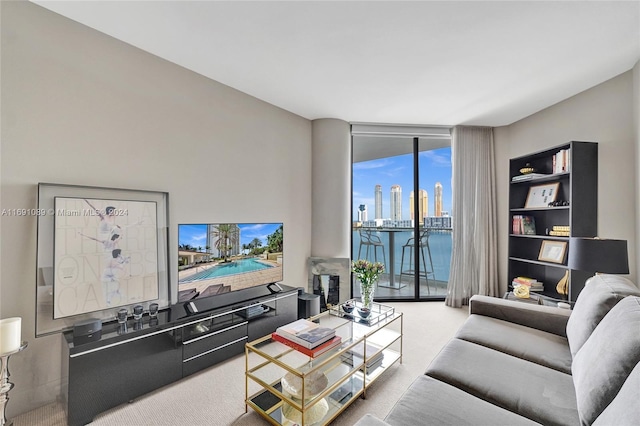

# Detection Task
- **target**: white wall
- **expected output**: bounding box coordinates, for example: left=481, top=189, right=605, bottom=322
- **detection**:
left=0, top=1, right=312, bottom=416
left=495, top=70, right=637, bottom=292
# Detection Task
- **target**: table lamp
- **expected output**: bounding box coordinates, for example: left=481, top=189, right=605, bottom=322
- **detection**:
left=1, top=317, right=27, bottom=426
left=568, top=237, right=629, bottom=274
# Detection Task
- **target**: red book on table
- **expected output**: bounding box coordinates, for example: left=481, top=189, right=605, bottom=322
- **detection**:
left=272, top=333, right=342, bottom=358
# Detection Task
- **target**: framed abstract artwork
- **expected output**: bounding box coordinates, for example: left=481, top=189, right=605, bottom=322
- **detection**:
left=524, top=182, right=560, bottom=208
left=36, top=183, right=169, bottom=336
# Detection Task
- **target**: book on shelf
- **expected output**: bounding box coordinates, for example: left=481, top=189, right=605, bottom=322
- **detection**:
left=512, top=276, right=542, bottom=286
left=553, top=149, right=571, bottom=174
left=549, top=225, right=570, bottom=237
left=272, top=333, right=342, bottom=357
left=513, top=276, right=536, bottom=284
left=512, top=215, right=520, bottom=234
left=275, top=319, right=336, bottom=349
left=511, top=173, right=549, bottom=182
left=343, top=341, right=384, bottom=364
left=512, top=215, right=536, bottom=235
left=512, top=277, right=544, bottom=291
left=340, top=342, right=384, bottom=374
left=513, top=282, right=544, bottom=292
left=341, top=353, right=384, bottom=374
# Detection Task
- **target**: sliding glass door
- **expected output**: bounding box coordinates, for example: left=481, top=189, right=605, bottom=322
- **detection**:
left=351, top=125, right=452, bottom=301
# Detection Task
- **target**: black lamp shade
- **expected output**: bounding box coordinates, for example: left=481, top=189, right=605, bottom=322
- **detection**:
left=568, top=238, right=629, bottom=274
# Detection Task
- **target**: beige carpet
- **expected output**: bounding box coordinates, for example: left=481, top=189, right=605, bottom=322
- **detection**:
left=13, top=302, right=468, bottom=426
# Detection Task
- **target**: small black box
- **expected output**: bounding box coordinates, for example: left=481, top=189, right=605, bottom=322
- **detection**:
left=73, top=318, right=102, bottom=339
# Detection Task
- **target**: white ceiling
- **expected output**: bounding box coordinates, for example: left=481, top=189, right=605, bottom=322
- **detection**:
left=32, top=1, right=640, bottom=127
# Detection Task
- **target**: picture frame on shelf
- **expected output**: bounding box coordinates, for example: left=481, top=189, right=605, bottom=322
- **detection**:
left=538, top=240, right=567, bottom=264
left=524, top=182, right=560, bottom=208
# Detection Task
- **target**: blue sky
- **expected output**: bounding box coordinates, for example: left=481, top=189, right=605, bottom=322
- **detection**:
left=352, top=146, right=452, bottom=221
left=179, top=223, right=282, bottom=250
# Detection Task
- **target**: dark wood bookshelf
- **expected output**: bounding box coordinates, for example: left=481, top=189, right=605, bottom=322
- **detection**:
left=508, top=141, right=598, bottom=303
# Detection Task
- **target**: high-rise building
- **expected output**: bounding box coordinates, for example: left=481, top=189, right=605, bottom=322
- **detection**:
left=435, top=182, right=443, bottom=217
left=390, top=185, right=402, bottom=221
left=375, top=184, right=382, bottom=219
left=358, top=204, right=368, bottom=222
left=410, top=189, right=429, bottom=224
left=409, top=191, right=414, bottom=221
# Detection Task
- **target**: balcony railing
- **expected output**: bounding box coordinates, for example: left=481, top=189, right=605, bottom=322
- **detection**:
left=352, top=226, right=452, bottom=298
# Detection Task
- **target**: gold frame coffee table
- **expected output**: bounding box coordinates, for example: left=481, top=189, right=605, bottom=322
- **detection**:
left=245, top=303, right=402, bottom=425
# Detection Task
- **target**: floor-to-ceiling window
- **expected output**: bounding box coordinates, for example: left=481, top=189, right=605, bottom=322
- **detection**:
left=351, top=124, right=452, bottom=301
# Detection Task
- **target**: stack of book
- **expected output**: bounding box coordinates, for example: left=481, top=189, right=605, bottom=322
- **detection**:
left=512, top=215, right=536, bottom=235
left=512, top=276, right=544, bottom=292
left=553, top=148, right=571, bottom=173
left=273, top=319, right=341, bottom=357
left=341, top=341, right=384, bottom=374
left=511, top=173, right=548, bottom=182
left=549, top=225, right=570, bottom=237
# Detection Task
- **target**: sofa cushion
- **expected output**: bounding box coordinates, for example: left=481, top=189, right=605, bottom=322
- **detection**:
left=455, top=314, right=572, bottom=373
left=566, top=274, right=640, bottom=356
left=425, top=339, right=579, bottom=426
left=592, top=361, right=640, bottom=426
left=384, top=375, right=541, bottom=426
left=469, top=295, right=571, bottom=337
left=572, top=296, right=640, bottom=425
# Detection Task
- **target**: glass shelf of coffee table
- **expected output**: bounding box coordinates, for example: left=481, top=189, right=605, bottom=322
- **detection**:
left=245, top=309, right=402, bottom=425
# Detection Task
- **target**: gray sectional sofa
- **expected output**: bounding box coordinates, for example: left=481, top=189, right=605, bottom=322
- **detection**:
left=356, top=274, right=640, bottom=426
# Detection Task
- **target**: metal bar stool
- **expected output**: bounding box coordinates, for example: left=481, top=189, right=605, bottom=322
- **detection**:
left=399, top=229, right=435, bottom=293
left=357, top=228, right=387, bottom=267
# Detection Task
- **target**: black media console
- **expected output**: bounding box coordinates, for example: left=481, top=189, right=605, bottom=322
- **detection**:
left=61, top=284, right=298, bottom=426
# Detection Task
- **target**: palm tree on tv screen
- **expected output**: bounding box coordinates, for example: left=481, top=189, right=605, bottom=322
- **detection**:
left=212, top=224, right=238, bottom=262
left=267, top=225, right=283, bottom=253
left=251, top=238, right=262, bottom=254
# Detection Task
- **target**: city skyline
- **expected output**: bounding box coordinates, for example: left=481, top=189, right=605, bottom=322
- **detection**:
left=352, top=146, right=452, bottom=221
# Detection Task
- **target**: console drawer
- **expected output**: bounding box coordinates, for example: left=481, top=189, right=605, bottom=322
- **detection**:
left=182, top=321, right=247, bottom=360
left=182, top=336, right=247, bottom=377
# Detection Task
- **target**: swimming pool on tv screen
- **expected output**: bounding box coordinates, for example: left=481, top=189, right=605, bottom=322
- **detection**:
left=179, top=257, right=274, bottom=283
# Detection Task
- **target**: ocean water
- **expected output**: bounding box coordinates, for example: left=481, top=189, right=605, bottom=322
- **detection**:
left=352, top=229, right=452, bottom=282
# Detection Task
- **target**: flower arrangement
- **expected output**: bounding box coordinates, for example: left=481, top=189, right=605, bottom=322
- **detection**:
left=352, top=259, right=385, bottom=310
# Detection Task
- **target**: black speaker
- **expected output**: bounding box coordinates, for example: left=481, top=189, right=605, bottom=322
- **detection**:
left=298, top=292, right=320, bottom=319
left=73, top=318, right=102, bottom=341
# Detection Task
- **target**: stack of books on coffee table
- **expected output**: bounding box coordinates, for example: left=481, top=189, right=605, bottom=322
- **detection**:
left=341, top=341, right=384, bottom=374
left=273, top=319, right=342, bottom=357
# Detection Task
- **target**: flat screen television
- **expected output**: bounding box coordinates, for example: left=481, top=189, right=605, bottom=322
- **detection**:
left=178, top=223, right=283, bottom=300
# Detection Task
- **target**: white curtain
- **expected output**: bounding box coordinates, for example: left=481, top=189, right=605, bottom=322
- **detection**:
left=446, top=126, right=499, bottom=308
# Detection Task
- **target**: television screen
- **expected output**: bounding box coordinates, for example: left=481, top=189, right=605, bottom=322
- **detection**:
left=178, top=223, right=283, bottom=299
